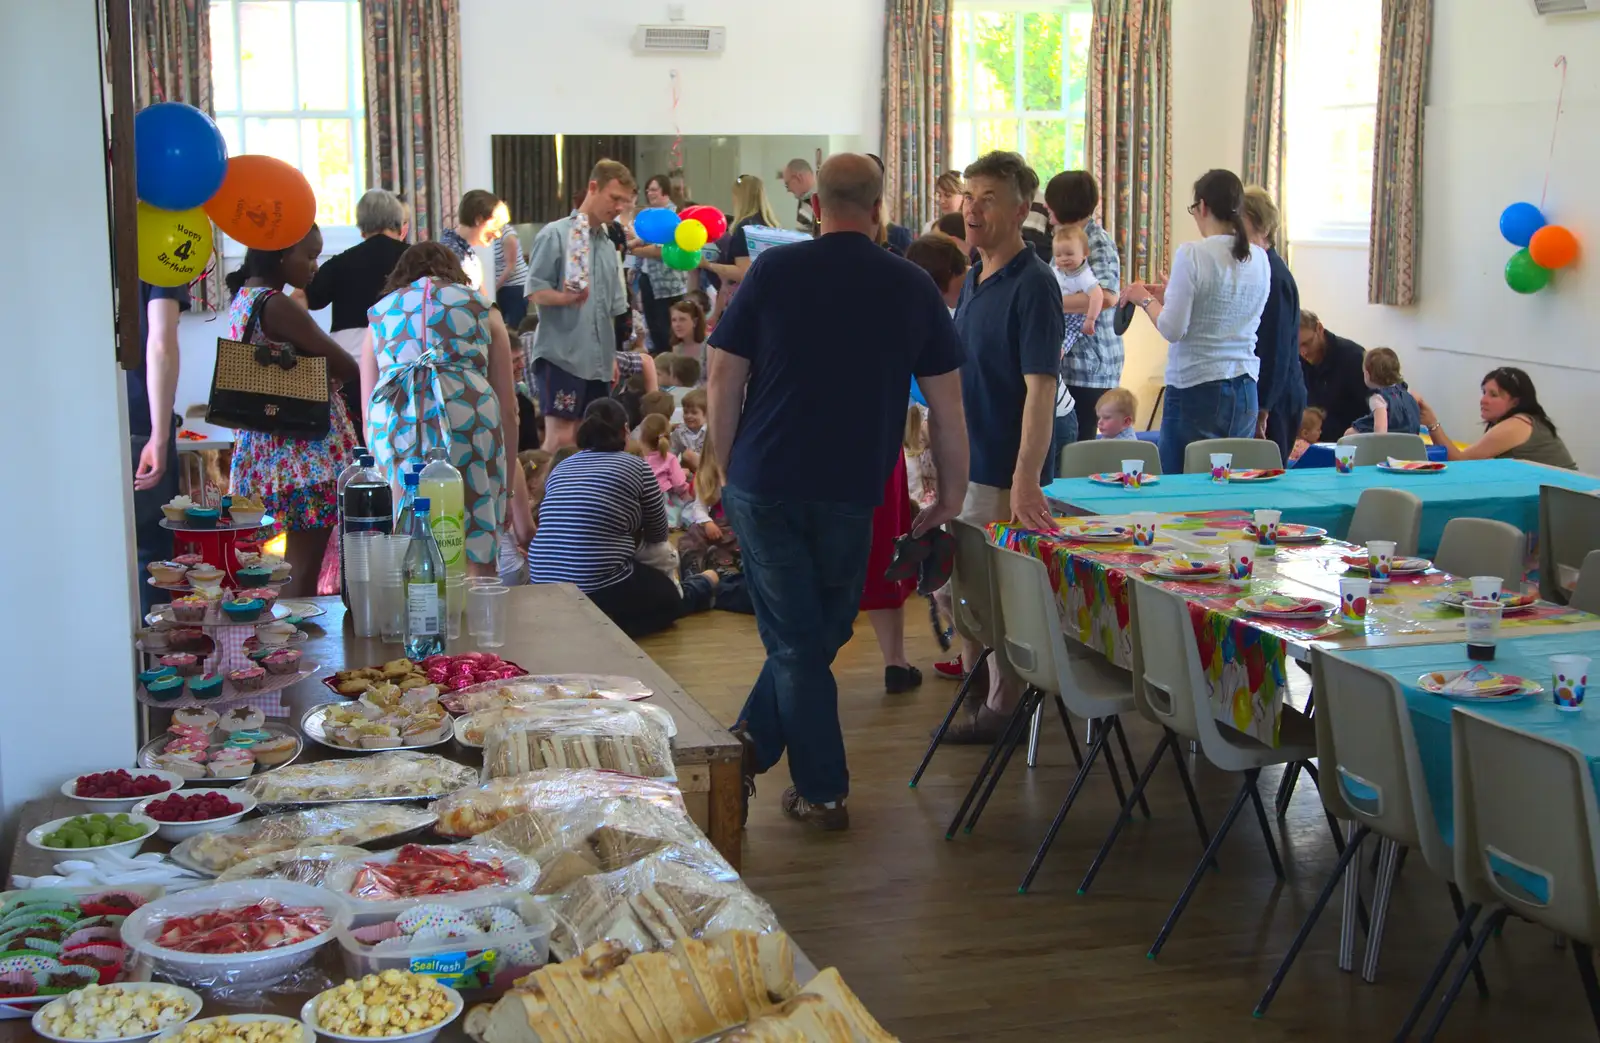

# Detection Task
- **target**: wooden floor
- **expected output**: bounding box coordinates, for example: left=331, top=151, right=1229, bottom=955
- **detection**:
left=639, top=607, right=1595, bottom=1042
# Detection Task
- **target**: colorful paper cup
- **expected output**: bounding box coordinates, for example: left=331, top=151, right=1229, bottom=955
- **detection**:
left=1470, top=576, right=1504, bottom=601
left=1121, top=460, right=1145, bottom=490
left=1227, top=540, right=1254, bottom=584
left=1553, top=654, right=1590, bottom=711
left=1131, top=512, right=1158, bottom=547
left=1334, top=445, right=1357, bottom=473
left=1253, top=509, right=1281, bottom=554
left=1338, top=577, right=1369, bottom=628
left=1367, top=540, right=1396, bottom=583
left=1210, top=452, right=1232, bottom=483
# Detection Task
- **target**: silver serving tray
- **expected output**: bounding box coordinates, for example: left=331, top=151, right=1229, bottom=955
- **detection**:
left=165, top=817, right=437, bottom=876
left=138, top=721, right=303, bottom=784
left=299, top=701, right=454, bottom=754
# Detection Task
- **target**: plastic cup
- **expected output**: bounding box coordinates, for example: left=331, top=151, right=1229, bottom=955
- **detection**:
left=446, top=574, right=467, bottom=641
left=1463, top=599, right=1503, bottom=660
left=1334, top=445, right=1357, bottom=474
left=1470, top=576, right=1504, bottom=601
left=1367, top=539, right=1396, bottom=583
left=469, top=585, right=509, bottom=648
left=1210, top=452, right=1232, bottom=483
left=1553, top=654, right=1591, bottom=711
left=1338, top=577, right=1370, bottom=630
left=1121, top=460, right=1145, bottom=490
left=1131, top=512, right=1159, bottom=547
left=1253, top=509, right=1281, bottom=555
left=343, top=532, right=380, bottom=637
left=375, top=534, right=411, bottom=643
left=1227, top=540, right=1255, bottom=586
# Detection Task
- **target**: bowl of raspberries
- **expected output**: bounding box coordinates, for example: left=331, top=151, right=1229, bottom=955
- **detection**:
left=61, top=769, right=183, bottom=811
left=133, top=789, right=257, bottom=841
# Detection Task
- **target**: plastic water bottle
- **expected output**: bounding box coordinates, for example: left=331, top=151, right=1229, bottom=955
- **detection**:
left=394, top=471, right=421, bottom=536
left=340, top=455, right=392, bottom=607
left=403, top=498, right=446, bottom=659
left=418, top=448, right=467, bottom=582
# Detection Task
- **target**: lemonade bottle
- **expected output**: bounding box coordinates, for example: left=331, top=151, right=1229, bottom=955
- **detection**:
left=418, top=447, right=467, bottom=582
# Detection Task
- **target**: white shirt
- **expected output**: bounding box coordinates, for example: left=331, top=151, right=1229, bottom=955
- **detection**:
left=1054, top=262, right=1099, bottom=296
left=1154, top=235, right=1270, bottom=389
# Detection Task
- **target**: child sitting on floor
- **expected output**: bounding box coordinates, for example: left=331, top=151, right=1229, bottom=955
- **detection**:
left=670, top=388, right=708, bottom=471
left=1348, top=347, right=1422, bottom=435
left=1094, top=387, right=1139, bottom=440
left=638, top=413, right=691, bottom=509
left=679, top=430, right=751, bottom=614
left=1289, top=406, right=1327, bottom=462
left=667, top=299, right=708, bottom=382
left=631, top=390, right=676, bottom=443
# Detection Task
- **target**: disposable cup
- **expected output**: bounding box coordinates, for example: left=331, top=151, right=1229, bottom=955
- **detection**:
left=1469, top=576, right=1503, bottom=601
left=1130, top=512, right=1159, bottom=547
left=446, top=574, right=467, bottom=641
left=1121, top=460, right=1145, bottom=490
left=1210, top=453, right=1232, bottom=483
left=1334, top=445, right=1357, bottom=474
left=1227, top=541, right=1255, bottom=585
left=1338, top=577, right=1370, bottom=629
left=1367, top=540, right=1397, bottom=583
left=469, top=585, right=509, bottom=648
left=1253, top=509, right=1282, bottom=555
left=1553, top=654, right=1591, bottom=711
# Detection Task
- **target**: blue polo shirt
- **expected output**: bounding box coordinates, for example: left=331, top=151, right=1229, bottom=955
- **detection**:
left=710, top=232, right=964, bottom=506
left=955, top=247, right=1065, bottom=487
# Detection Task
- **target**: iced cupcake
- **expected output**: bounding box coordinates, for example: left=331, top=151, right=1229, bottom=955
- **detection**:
left=144, top=676, right=185, bottom=701
left=226, top=666, right=266, bottom=691
left=265, top=558, right=293, bottom=583
left=221, top=597, right=266, bottom=623
left=173, top=707, right=219, bottom=732
left=168, top=627, right=209, bottom=652
left=138, top=667, right=176, bottom=693
left=169, top=596, right=210, bottom=623
left=153, top=753, right=207, bottom=780
left=147, top=561, right=188, bottom=586
left=251, top=734, right=298, bottom=766
left=137, top=628, right=171, bottom=652
left=207, top=747, right=255, bottom=779
left=173, top=554, right=206, bottom=568
left=235, top=566, right=273, bottom=588
left=158, top=653, right=200, bottom=677
left=161, top=495, right=193, bottom=524
left=219, top=706, right=265, bottom=733
left=184, top=506, right=220, bottom=529
left=254, top=621, right=297, bottom=647
left=186, top=565, right=224, bottom=592
left=230, top=497, right=266, bottom=528
left=187, top=672, right=224, bottom=700
left=261, top=647, right=302, bottom=676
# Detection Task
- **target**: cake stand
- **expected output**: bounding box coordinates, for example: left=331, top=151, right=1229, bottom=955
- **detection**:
left=137, top=599, right=319, bottom=713
left=159, top=513, right=275, bottom=585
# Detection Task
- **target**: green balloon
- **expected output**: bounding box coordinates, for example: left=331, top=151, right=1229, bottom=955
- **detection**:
left=661, top=244, right=701, bottom=271
left=1505, top=249, right=1551, bottom=294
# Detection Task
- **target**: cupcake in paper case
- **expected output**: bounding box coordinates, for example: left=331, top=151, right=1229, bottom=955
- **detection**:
left=187, top=673, right=225, bottom=700
left=235, top=565, right=273, bottom=588
left=136, top=627, right=171, bottom=651
left=221, top=596, right=266, bottom=623
left=226, top=666, right=266, bottom=691
left=158, top=653, right=200, bottom=677
left=251, top=734, right=298, bottom=766
left=173, top=707, right=219, bottom=732
left=262, top=647, right=302, bottom=676
left=153, top=753, right=207, bottom=780
left=246, top=647, right=275, bottom=664
left=266, top=558, right=292, bottom=582
left=160, top=495, right=193, bottom=524
left=184, top=506, right=219, bottom=529
left=229, top=495, right=266, bottom=527
left=138, top=667, right=176, bottom=691
left=247, top=587, right=281, bottom=608
left=147, top=560, right=187, bottom=586
left=207, top=747, right=256, bottom=779
left=167, top=627, right=209, bottom=652
left=173, top=554, right=206, bottom=568
left=144, top=676, right=185, bottom=702
left=254, top=620, right=296, bottom=647
left=219, top=706, right=265, bottom=733
left=169, top=596, right=210, bottom=624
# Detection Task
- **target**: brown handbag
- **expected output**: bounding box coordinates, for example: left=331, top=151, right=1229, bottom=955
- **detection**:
left=205, top=289, right=331, bottom=440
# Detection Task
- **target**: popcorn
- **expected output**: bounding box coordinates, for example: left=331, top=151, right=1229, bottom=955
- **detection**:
left=310, top=969, right=456, bottom=1037
left=164, top=1017, right=306, bottom=1043
left=38, top=983, right=195, bottom=1039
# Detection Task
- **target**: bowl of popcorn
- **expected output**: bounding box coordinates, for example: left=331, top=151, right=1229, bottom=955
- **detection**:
left=155, top=1014, right=308, bottom=1043
left=301, top=970, right=461, bottom=1042
left=33, top=982, right=201, bottom=1043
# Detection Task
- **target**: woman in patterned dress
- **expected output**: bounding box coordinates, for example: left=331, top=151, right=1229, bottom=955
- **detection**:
left=360, top=243, right=529, bottom=576
left=225, top=225, right=361, bottom=596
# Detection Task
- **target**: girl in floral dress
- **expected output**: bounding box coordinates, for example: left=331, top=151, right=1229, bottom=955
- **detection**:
left=225, top=225, right=361, bottom=596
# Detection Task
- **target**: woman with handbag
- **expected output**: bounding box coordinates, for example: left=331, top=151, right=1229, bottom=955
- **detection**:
left=222, top=225, right=361, bottom=595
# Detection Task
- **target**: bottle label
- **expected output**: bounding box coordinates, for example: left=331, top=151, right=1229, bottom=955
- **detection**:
left=432, top=514, right=465, bottom=568
left=407, top=583, right=441, bottom=635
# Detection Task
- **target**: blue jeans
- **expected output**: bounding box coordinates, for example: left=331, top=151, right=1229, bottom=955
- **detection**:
left=1047, top=411, right=1080, bottom=481
left=1158, top=375, right=1259, bottom=475
left=721, top=484, right=876, bottom=803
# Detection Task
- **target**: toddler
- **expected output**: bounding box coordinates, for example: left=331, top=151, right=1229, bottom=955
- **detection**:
left=1348, top=348, right=1421, bottom=435
left=632, top=390, right=676, bottom=443
left=671, top=388, right=708, bottom=470
left=1094, top=387, right=1139, bottom=440
left=1052, top=225, right=1107, bottom=339
left=904, top=404, right=937, bottom=509
left=1289, top=406, right=1326, bottom=462
left=679, top=431, right=752, bottom=614
left=668, top=299, right=708, bottom=381
left=639, top=414, right=691, bottom=502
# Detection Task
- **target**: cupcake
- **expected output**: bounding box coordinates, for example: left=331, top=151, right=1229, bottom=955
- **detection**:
left=229, top=729, right=272, bottom=745
left=186, top=565, right=224, bottom=592
left=207, top=747, right=255, bottom=779
left=144, top=676, right=185, bottom=701
left=249, top=587, right=281, bottom=608
left=138, top=667, right=176, bottom=691
left=187, top=672, right=224, bottom=700
left=226, top=666, right=266, bottom=691
left=219, top=706, right=265, bottom=733
left=136, top=627, right=171, bottom=652
left=246, top=647, right=276, bottom=664
left=235, top=566, right=273, bottom=588
left=173, top=707, right=219, bottom=732
left=161, top=495, right=193, bottom=524
left=230, top=497, right=266, bottom=527
left=254, top=621, right=296, bottom=647
left=184, top=506, right=220, bottom=529
left=261, top=647, right=302, bottom=676
left=266, top=559, right=293, bottom=582
left=158, top=653, right=200, bottom=677
left=168, top=627, right=210, bottom=652
left=173, top=554, right=206, bottom=568
left=169, top=596, right=210, bottom=623
left=251, top=734, right=298, bottom=766
left=152, top=753, right=207, bottom=780
left=221, top=597, right=266, bottom=623
left=147, top=561, right=188, bottom=586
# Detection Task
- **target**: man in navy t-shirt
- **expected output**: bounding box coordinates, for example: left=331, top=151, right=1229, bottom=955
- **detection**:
left=707, top=153, right=968, bottom=830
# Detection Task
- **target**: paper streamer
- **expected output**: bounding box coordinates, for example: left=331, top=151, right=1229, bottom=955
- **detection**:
left=1542, top=55, right=1568, bottom=209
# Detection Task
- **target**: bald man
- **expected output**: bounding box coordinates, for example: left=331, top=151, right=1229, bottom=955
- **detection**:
left=781, top=158, right=817, bottom=235
left=706, top=153, right=969, bottom=830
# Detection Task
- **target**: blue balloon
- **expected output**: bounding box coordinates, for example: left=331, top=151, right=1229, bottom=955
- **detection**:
left=1499, top=202, right=1547, bottom=248
left=909, top=379, right=927, bottom=407
left=634, top=207, right=680, bottom=246
left=135, top=102, right=228, bottom=211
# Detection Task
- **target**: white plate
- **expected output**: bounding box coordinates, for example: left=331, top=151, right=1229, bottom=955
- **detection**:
left=1418, top=669, right=1543, bottom=701
left=1378, top=462, right=1447, bottom=474
left=27, top=813, right=158, bottom=858
left=154, top=1014, right=307, bottom=1043
left=1243, top=523, right=1328, bottom=544
left=275, top=600, right=324, bottom=620
left=302, top=983, right=462, bottom=1043
left=1061, top=525, right=1132, bottom=543
left=1236, top=595, right=1334, bottom=620
left=132, top=788, right=258, bottom=842
left=1226, top=470, right=1286, bottom=482
left=1087, top=472, right=1161, bottom=487
left=299, top=702, right=453, bottom=753
left=1343, top=555, right=1432, bottom=575
left=60, top=770, right=186, bottom=811
left=32, top=983, right=202, bottom=1043
left=1139, top=559, right=1226, bottom=581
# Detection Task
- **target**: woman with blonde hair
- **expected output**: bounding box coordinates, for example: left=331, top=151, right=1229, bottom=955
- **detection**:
left=927, top=171, right=964, bottom=231
left=701, top=174, right=780, bottom=325
left=1240, top=185, right=1306, bottom=460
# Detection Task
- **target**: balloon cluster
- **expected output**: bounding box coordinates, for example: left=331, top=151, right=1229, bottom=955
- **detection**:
left=1499, top=201, right=1579, bottom=294
left=633, top=205, right=727, bottom=270
left=135, top=102, right=316, bottom=287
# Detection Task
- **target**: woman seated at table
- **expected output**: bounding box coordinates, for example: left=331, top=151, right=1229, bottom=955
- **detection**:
left=527, top=399, right=721, bottom=637
left=1417, top=367, right=1576, bottom=470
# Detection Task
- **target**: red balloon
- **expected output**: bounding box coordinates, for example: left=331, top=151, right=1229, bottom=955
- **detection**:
left=680, top=205, right=727, bottom=242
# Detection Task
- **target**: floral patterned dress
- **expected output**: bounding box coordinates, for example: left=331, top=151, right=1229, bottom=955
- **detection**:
left=226, top=287, right=360, bottom=531
left=367, top=277, right=506, bottom=564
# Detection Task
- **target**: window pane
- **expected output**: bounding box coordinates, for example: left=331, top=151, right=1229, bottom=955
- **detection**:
left=239, top=1, right=294, bottom=110
left=969, top=12, right=1015, bottom=113
left=974, top=119, right=1018, bottom=157
left=1021, top=12, right=1064, bottom=111
left=300, top=119, right=356, bottom=227
left=1024, top=120, right=1067, bottom=177
left=951, top=11, right=970, bottom=111
left=295, top=0, right=349, bottom=110
left=1299, top=0, right=1381, bottom=106
left=215, top=116, right=242, bottom=158
left=952, top=120, right=976, bottom=173
left=210, top=1, right=238, bottom=111
left=348, top=0, right=365, bottom=109
left=244, top=116, right=300, bottom=166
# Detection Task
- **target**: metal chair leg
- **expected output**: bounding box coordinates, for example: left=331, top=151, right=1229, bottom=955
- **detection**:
left=1079, top=731, right=1171, bottom=895
left=964, top=688, right=1041, bottom=835
left=1419, top=907, right=1511, bottom=1043
left=1019, top=721, right=1112, bottom=893
left=1098, top=720, right=1131, bottom=813
left=1573, top=941, right=1600, bottom=1037
left=1254, top=823, right=1372, bottom=1017
left=1110, top=716, right=1151, bottom=819
left=1168, top=732, right=1215, bottom=863
left=1025, top=703, right=1044, bottom=769
left=911, top=647, right=990, bottom=788
left=1447, top=883, right=1491, bottom=999
left=1246, top=770, right=1286, bottom=880
left=1395, top=901, right=1484, bottom=1043
left=944, top=682, right=1033, bottom=840
left=1148, top=773, right=1255, bottom=958
left=1275, top=761, right=1301, bottom=820
left=1340, top=823, right=1365, bottom=972
left=1054, top=694, right=1084, bottom=768
left=1362, top=839, right=1402, bottom=983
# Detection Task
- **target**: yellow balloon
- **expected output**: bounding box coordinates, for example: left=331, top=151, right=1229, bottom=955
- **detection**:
left=674, top=217, right=708, bottom=253
left=137, top=202, right=213, bottom=287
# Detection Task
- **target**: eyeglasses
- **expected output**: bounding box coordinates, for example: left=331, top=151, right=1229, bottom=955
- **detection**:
left=1186, top=202, right=1200, bottom=216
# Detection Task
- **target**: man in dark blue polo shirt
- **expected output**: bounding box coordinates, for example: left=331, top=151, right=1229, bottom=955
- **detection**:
left=947, top=151, right=1064, bottom=744
left=706, top=154, right=968, bottom=831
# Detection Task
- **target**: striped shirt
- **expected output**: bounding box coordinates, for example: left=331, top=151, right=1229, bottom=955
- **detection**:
left=527, top=450, right=667, bottom=592
left=494, top=235, right=528, bottom=292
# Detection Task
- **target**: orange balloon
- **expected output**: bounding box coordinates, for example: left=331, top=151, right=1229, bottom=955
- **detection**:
left=1529, top=224, right=1580, bottom=270
left=202, top=155, right=316, bottom=250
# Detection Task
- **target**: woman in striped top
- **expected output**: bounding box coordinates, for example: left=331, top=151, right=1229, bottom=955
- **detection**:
left=493, top=224, right=529, bottom=328
left=528, top=398, right=720, bottom=636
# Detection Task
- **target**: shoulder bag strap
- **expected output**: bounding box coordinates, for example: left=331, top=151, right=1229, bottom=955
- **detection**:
left=240, top=288, right=279, bottom=344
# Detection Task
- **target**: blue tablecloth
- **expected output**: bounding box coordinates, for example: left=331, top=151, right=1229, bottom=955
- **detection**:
left=1292, top=442, right=1450, bottom=469
left=1333, top=633, right=1600, bottom=845
left=1044, top=459, right=1600, bottom=555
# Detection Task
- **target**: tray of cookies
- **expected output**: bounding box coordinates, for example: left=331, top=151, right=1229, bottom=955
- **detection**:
left=325, top=653, right=529, bottom=698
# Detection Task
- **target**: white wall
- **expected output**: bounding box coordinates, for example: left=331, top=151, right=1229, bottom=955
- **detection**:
left=0, top=3, right=140, bottom=847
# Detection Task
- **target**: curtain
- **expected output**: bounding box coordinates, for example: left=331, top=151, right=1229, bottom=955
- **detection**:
left=1085, top=0, right=1172, bottom=284
left=132, top=0, right=225, bottom=311
left=1368, top=0, right=1432, bottom=305
left=880, top=0, right=950, bottom=232
left=492, top=136, right=563, bottom=225
left=362, top=0, right=463, bottom=243
left=561, top=136, right=639, bottom=209
left=1242, top=0, right=1288, bottom=236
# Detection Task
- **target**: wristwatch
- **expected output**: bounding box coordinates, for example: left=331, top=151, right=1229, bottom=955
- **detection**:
left=1138, top=296, right=1155, bottom=309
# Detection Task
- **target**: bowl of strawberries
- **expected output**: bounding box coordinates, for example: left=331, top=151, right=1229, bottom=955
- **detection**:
left=61, top=769, right=183, bottom=811
left=132, top=789, right=257, bottom=841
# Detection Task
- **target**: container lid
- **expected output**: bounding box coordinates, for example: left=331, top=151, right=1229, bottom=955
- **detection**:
left=415, top=498, right=430, bottom=512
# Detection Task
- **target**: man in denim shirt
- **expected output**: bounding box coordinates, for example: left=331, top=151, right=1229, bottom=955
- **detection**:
left=1045, top=171, right=1125, bottom=441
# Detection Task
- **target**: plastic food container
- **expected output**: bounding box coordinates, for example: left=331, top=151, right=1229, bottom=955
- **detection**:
left=119, top=880, right=351, bottom=989
left=334, top=895, right=551, bottom=991
left=131, top=789, right=258, bottom=842
left=301, top=982, right=462, bottom=1043
left=322, top=843, right=538, bottom=926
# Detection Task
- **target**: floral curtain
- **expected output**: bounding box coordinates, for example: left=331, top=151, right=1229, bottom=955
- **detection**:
left=132, top=0, right=225, bottom=311
left=1369, top=0, right=1433, bottom=305
left=1242, top=0, right=1288, bottom=237
left=362, top=0, right=463, bottom=243
left=881, top=0, right=950, bottom=232
left=1086, top=0, right=1172, bottom=284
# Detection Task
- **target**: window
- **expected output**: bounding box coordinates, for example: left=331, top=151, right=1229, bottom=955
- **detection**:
left=210, top=0, right=366, bottom=242
left=950, top=1, right=1093, bottom=178
left=1286, top=0, right=1382, bottom=243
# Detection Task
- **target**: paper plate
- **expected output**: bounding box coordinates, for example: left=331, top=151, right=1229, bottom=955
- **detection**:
left=1139, top=558, right=1225, bottom=581
left=1227, top=468, right=1286, bottom=482
left=1437, top=592, right=1539, bottom=614
left=1243, top=522, right=1327, bottom=543
left=1088, top=472, right=1161, bottom=487
left=1418, top=669, right=1542, bottom=701
left=1061, top=525, right=1132, bottom=543
left=1379, top=461, right=1447, bottom=473
left=1342, top=554, right=1432, bottom=575
left=1237, top=594, right=1335, bottom=620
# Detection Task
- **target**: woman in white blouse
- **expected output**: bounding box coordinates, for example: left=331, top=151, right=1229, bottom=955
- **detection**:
left=1119, top=169, right=1270, bottom=474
